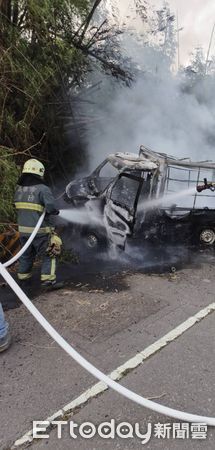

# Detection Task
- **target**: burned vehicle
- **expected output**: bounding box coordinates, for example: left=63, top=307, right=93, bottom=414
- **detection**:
left=64, top=158, right=119, bottom=207
left=63, top=146, right=215, bottom=252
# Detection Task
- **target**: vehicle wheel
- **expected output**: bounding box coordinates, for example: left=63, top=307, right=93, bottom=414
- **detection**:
left=81, top=229, right=108, bottom=253
left=85, top=233, right=100, bottom=250
left=199, top=228, right=215, bottom=246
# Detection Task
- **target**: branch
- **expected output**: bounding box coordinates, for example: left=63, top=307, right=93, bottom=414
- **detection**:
left=0, top=89, right=8, bottom=135
left=17, top=6, right=27, bottom=28
left=0, top=134, right=46, bottom=159
left=72, top=40, right=133, bottom=83
left=12, top=0, right=18, bottom=26
left=86, top=19, right=108, bottom=48
left=77, top=0, right=103, bottom=44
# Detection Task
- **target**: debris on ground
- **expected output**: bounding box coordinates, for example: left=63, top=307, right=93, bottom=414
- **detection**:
left=0, top=227, right=20, bottom=262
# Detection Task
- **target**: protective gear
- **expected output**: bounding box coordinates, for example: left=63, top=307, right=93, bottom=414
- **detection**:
left=46, top=233, right=62, bottom=257
left=18, top=235, right=57, bottom=282
left=41, top=280, right=57, bottom=288
left=41, top=280, right=65, bottom=290
left=15, top=174, right=60, bottom=284
left=22, top=159, right=45, bottom=178
left=14, top=184, right=59, bottom=235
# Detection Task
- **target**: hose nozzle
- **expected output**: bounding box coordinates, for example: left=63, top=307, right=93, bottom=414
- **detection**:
left=197, top=178, right=215, bottom=193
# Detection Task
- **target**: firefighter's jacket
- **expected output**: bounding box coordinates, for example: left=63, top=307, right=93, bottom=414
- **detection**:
left=14, top=184, right=57, bottom=235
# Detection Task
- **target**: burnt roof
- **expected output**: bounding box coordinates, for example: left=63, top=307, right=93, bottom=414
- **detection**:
left=107, top=152, right=158, bottom=171
left=139, top=146, right=215, bottom=170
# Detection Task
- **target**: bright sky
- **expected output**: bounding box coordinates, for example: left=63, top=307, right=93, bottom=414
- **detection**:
left=117, top=0, right=215, bottom=63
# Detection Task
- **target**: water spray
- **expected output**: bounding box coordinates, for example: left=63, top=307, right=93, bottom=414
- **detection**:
left=141, top=187, right=197, bottom=211
left=59, top=206, right=103, bottom=226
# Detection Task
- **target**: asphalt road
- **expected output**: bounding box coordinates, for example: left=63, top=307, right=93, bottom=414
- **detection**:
left=0, top=260, right=215, bottom=450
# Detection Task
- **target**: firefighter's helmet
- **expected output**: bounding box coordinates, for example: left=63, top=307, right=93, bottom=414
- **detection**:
left=22, top=159, right=45, bottom=177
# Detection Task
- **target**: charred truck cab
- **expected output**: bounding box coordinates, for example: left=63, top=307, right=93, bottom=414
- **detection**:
left=63, top=146, right=215, bottom=252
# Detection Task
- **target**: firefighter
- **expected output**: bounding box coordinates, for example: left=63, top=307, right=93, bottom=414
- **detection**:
left=14, top=159, right=62, bottom=286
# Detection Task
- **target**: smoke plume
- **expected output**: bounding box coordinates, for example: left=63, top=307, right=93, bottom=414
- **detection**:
left=81, top=31, right=215, bottom=170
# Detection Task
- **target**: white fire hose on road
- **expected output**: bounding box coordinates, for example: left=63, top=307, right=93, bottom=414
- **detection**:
left=3, top=211, right=46, bottom=268
left=0, top=212, right=215, bottom=426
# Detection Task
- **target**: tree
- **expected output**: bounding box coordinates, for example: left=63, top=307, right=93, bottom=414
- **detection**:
left=0, top=0, right=137, bottom=224
left=0, top=0, right=90, bottom=225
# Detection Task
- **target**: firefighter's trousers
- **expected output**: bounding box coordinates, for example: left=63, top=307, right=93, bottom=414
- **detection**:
left=18, top=235, right=56, bottom=282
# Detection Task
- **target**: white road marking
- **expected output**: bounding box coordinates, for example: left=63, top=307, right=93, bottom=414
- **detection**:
left=12, top=302, right=215, bottom=449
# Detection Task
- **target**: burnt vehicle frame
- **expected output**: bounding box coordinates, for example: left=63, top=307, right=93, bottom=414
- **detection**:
left=63, top=147, right=215, bottom=251
left=64, top=157, right=120, bottom=206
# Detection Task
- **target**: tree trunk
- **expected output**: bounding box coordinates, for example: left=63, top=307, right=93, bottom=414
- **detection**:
left=12, top=0, right=19, bottom=26
left=78, top=0, right=103, bottom=44
left=0, top=0, right=11, bottom=22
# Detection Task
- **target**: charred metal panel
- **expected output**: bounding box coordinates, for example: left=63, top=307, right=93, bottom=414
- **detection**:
left=63, top=147, right=215, bottom=252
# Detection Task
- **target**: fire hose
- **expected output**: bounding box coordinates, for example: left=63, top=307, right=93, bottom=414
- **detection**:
left=3, top=211, right=46, bottom=268
left=197, top=178, right=215, bottom=193
left=0, top=212, right=215, bottom=426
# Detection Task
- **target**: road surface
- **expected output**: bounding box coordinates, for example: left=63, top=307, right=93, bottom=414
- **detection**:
left=0, top=258, right=215, bottom=449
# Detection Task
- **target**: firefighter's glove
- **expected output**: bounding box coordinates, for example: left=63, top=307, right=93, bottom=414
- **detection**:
left=51, top=209, right=60, bottom=216
left=46, top=209, right=60, bottom=216
left=197, top=183, right=215, bottom=193
left=47, top=233, right=62, bottom=257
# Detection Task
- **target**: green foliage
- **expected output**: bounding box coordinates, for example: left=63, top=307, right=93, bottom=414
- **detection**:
left=0, top=0, right=90, bottom=152
left=0, top=149, right=20, bottom=224
left=0, top=0, right=92, bottom=221
left=0, top=0, right=145, bottom=223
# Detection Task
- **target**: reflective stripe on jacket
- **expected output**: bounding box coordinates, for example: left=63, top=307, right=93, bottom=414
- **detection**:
left=14, top=184, right=57, bottom=235
left=15, top=202, right=44, bottom=212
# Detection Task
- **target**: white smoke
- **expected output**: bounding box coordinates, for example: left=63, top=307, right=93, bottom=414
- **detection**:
left=83, top=34, right=215, bottom=170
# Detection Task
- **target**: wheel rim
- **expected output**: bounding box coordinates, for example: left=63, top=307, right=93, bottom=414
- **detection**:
left=200, top=229, right=215, bottom=245
left=86, top=234, right=98, bottom=249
